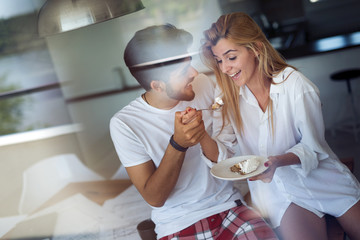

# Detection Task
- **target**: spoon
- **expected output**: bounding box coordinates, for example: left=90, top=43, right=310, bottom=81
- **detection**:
left=199, top=97, right=224, bottom=111
left=198, top=106, right=223, bottom=111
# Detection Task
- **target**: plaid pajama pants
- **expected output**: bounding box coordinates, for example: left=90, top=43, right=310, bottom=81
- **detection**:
left=159, top=203, right=278, bottom=240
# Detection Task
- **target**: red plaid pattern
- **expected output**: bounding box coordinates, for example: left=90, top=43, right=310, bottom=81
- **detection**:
left=159, top=205, right=278, bottom=240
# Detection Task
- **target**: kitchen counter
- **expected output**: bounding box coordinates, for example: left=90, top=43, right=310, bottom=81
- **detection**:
left=279, top=31, right=360, bottom=59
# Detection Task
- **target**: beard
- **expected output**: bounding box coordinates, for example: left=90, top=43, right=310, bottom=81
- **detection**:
left=165, top=82, right=195, bottom=102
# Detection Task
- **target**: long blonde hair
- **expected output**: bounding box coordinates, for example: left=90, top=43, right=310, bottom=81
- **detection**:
left=201, top=12, right=295, bottom=134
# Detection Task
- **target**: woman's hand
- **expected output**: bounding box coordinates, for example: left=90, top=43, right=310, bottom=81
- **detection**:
left=181, top=107, right=199, bottom=124
left=248, top=153, right=301, bottom=183
left=249, top=156, right=278, bottom=183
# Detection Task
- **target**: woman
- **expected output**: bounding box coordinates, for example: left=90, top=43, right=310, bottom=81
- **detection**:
left=200, top=12, right=360, bottom=240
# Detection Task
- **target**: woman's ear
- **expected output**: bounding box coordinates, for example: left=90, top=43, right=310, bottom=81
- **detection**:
left=150, top=80, right=165, bottom=92
left=254, top=41, right=263, bottom=57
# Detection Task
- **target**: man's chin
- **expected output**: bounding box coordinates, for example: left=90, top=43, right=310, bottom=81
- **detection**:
left=167, top=89, right=195, bottom=102
left=182, top=91, right=195, bottom=101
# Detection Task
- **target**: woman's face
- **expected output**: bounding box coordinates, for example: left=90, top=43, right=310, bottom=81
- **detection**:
left=211, top=38, right=258, bottom=87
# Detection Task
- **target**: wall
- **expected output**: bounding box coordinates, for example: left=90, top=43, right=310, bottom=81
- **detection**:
left=219, top=0, right=360, bottom=42
left=302, top=0, right=360, bottom=40
left=287, top=47, right=360, bottom=129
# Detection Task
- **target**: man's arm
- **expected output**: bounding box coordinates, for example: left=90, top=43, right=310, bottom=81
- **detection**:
left=126, top=145, right=186, bottom=207
left=182, top=108, right=219, bottom=162
left=126, top=111, right=205, bottom=207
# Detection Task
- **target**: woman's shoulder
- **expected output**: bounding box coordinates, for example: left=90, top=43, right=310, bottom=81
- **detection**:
left=193, top=73, right=216, bottom=100
left=193, top=73, right=215, bottom=92
left=276, top=67, right=319, bottom=94
left=273, top=67, right=299, bottom=83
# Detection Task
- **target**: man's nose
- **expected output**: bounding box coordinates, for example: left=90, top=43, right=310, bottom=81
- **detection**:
left=189, top=65, right=199, bottom=77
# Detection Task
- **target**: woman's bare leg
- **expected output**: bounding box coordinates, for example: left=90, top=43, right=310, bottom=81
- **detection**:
left=337, top=200, right=360, bottom=240
left=279, top=203, right=327, bottom=240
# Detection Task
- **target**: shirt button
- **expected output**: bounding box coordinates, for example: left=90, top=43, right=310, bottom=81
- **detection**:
left=214, top=231, right=219, bottom=235
left=211, top=218, right=215, bottom=222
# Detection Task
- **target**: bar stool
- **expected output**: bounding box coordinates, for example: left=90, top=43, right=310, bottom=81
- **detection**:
left=137, top=219, right=157, bottom=240
left=330, top=69, right=360, bottom=141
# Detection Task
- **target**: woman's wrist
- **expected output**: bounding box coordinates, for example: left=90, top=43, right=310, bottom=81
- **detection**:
left=268, top=153, right=300, bottom=167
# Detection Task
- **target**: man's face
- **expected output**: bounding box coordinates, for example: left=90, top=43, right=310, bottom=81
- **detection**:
left=165, top=57, right=198, bottom=101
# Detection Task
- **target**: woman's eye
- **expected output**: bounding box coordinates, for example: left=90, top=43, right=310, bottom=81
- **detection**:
left=215, top=59, right=222, bottom=64
left=229, top=56, right=237, bottom=61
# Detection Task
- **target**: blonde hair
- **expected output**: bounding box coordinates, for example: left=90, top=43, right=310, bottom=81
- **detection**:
left=201, top=12, right=295, bottom=134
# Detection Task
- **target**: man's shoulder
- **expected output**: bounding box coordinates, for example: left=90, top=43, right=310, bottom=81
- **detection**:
left=111, top=98, right=144, bottom=123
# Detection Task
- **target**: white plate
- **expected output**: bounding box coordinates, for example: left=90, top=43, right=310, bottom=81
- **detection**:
left=210, top=155, right=268, bottom=181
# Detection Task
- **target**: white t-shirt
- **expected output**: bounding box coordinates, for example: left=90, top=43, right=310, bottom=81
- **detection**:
left=212, top=67, right=360, bottom=228
left=110, top=74, right=241, bottom=238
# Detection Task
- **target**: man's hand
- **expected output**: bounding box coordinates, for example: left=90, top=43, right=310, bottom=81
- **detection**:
left=173, top=107, right=205, bottom=149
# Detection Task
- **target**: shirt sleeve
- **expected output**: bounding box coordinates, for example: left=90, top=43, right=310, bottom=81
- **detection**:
left=109, top=116, right=151, bottom=167
left=200, top=86, right=237, bottom=167
left=286, top=81, right=329, bottom=176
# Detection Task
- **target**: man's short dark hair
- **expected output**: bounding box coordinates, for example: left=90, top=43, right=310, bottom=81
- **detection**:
left=124, top=24, right=193, bottom=90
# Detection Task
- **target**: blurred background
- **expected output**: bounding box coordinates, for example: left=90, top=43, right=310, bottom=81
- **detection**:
left=0, top=0, right=359, bottom=238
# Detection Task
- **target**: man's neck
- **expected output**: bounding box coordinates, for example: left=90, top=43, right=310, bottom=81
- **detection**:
left=143, top=91, right=180, bottom=110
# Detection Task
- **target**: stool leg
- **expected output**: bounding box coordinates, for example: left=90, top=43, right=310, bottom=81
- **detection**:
left=347, top=80, right=359, bottom=142
left=332, top=79, right=360, bottom=141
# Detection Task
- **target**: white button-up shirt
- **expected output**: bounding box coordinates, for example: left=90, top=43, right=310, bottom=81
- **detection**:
left=211, top=67, right=360, bottom=227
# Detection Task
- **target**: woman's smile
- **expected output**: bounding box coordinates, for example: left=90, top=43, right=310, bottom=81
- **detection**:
left=229, top=70, right=241, bottom=80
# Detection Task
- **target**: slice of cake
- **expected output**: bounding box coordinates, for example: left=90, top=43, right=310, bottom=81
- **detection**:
left=211, top=97, right=224, bottom=110
left=230, top=157, right=260, bottom=175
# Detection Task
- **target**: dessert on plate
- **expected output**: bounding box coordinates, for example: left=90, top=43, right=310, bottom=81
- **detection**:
left=230, top=157, right=260, bottom=175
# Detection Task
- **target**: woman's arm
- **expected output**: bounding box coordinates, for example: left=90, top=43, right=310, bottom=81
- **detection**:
left=249, top=152, right=300, bottom=182
left=182, top=108, right=220, bottom=162
left=200, top=133, right=219, bottom=162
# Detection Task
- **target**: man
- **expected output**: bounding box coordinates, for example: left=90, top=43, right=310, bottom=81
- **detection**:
left=110, top=24, right=277, bottom=239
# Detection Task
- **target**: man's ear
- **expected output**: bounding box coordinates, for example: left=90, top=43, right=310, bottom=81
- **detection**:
left=150, top=80, right=166, bottom=92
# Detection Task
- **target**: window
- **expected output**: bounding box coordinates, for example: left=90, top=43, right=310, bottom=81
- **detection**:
left=0, top=10, right=72, bottom=136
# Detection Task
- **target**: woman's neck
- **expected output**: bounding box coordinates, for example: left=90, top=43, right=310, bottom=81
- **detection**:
left=247, top=76, right=271, bottom=112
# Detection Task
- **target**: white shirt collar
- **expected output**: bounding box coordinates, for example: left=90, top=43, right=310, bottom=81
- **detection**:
left=239, top=71, right=285, bottom=99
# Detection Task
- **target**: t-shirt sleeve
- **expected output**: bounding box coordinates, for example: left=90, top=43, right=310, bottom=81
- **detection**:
left=110, top=115, right=151, bottom=167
